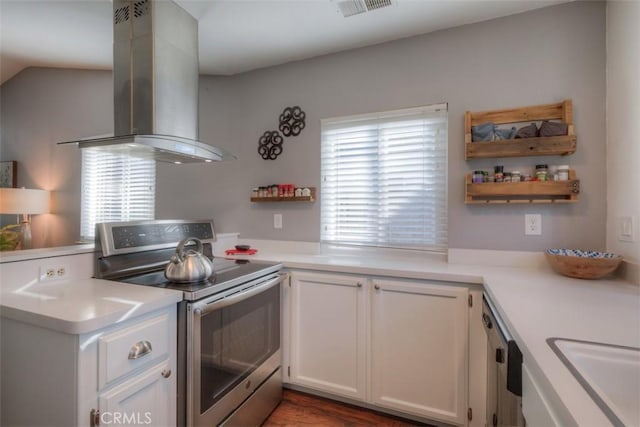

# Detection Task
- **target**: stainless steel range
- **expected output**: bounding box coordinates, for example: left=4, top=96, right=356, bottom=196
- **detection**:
left=95, top=219, right=284, bottom=426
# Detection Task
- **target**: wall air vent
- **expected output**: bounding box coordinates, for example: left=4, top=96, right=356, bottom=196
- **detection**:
left=335, top=0, right=393, bottom=17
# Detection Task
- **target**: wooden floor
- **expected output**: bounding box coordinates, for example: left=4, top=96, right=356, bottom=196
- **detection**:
left=263, top=389, right=430, bottom=426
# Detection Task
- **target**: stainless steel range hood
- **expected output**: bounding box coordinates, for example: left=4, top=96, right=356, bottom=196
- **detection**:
left=59, top=0, right=235, bottom=164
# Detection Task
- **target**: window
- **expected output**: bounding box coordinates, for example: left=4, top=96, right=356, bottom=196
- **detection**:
left=321, top=104, right=448, bottom=251
left=80, top=149, right=156, bottom=240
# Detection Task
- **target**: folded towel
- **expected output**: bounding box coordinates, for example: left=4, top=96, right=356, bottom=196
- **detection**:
left=539, top=121, right=568, bottom=137
left=515, top=123, right=538, bottom=139
left=494, top=126, right=517, bottom=140
left=471, top=122, right=495, bottom=142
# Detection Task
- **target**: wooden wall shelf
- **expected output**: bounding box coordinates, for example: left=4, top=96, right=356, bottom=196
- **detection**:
left=465, top=100, right=576, bottom=159
left=251, top=187, right=316, bottom=202
left=465, top=170, right=579, bottom=204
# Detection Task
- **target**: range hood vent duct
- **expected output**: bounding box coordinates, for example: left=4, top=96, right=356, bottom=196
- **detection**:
left=336, top=0, right=393, bottom=18
left=59, top=0, right=235, bottom=164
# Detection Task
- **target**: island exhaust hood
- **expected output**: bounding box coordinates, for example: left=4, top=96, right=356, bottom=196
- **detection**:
left=59, top=0, right=235, bottom=164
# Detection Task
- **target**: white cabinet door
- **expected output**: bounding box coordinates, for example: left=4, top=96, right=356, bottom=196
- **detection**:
left=99, top=360, right=175, bottom=427
left=289, top=271, right=367, bottom=400
left=370, top=279, right=469, bottom=426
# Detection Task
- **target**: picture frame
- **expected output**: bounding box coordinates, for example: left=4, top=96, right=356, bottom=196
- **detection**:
left=0, top=161, right=17, bottom=188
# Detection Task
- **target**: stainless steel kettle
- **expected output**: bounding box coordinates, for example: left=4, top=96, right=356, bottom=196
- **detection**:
left=164, top=237, right=214, bottom=283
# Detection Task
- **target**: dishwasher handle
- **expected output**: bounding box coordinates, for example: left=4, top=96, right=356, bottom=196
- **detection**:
left=482, top=313, right=493, bottom=330
left=507, top=340, right=523, bottom=397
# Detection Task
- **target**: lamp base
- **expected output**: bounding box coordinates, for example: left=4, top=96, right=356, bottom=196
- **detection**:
left=20, top=221, right=32, bottom=250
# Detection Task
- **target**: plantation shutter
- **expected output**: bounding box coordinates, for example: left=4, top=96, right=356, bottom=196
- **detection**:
left=321, top=104, right=448, bottom=251
left=81, top=149, right=156, bottom=240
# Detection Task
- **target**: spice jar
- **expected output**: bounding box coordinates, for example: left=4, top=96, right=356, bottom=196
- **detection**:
left=503, top=172, right=512, bottom=183
left=252, top=188, right=259, bottom=198
left=511, top=171, right=521, bottom=182
left=494, top=165, right=504, bottom=183
left=557, top=165, right=570, bottom=181
left=472, top=171, right=484, bottom=184
left=535, top=164, right=548, bottom=181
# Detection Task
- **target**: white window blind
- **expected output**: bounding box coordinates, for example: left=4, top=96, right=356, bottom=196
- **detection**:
left=80, top=149, right=156, bottom=240
left=321, top=104, right=448, bottom=251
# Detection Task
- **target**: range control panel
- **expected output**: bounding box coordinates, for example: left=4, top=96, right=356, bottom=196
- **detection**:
left=98, top=220, right=215, bottom=256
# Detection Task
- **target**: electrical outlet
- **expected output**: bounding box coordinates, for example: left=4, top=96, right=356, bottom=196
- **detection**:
left=525, top=214, right=542, bottom=236
left=274, top=213, right=283, bottom=229
left=40, top=265, right=69, bottom=281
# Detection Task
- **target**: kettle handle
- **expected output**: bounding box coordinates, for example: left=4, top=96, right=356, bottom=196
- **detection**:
left=176, top=237, right=204, bottom=258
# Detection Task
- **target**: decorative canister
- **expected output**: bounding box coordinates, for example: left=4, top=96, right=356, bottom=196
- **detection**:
left=557, top=165, right=570, bottom=181
left=535, top=164, right=548, bottom=181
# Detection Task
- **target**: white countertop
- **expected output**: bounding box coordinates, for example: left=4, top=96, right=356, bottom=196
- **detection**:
left=2, top=239, right=638, bottom=425
left=0, top=277, right=182, bottom=334
left=220, top=239, right=640, bottom=427
left=483, top=268, right=640, bottom=427
left=0, top=243, right=96, bottom=263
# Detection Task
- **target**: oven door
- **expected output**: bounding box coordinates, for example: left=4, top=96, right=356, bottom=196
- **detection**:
left=187, top=273, right=283, bottom=427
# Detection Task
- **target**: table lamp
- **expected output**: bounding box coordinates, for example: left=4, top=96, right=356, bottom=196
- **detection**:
left=0, top=187, right=50, bottom=249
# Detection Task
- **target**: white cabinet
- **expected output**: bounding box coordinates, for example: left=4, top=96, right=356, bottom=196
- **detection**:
left=289, top=271, right=367, bottom=400
left=370, top=278, right=468, bottom=425
left=286, top=271, right=477, bottom=426
left=1, top=306, right=177, bottom=427
left=99, top=360, right=175, bottom=426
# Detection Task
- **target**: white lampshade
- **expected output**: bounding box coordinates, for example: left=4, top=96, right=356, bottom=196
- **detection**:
left=0, top=188, right=50, bottom=215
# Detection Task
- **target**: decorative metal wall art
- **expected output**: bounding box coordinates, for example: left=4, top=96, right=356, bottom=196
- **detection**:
left=0, top=161, right=17, bottom=188
left=258, top=105, right=306, bottom=160
left=278, top=106, right=306, bottom=137
left=258, top=131, right=284, bottom=160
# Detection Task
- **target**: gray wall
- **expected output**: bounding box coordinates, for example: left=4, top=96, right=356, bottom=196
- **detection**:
left=1, top=1, right=607, bottom=251
left=0, top=68, right=112, bottom=247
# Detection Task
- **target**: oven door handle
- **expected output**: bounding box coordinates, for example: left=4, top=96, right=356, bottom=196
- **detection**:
left=193, top=274, right=285, bottom=316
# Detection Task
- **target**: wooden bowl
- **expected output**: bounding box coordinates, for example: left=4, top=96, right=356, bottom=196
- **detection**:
left=545, top=249, right=623, bottom=280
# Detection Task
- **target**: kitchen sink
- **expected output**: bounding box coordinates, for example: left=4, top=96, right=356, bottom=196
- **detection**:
left=548, top=338, right=640, bottom=426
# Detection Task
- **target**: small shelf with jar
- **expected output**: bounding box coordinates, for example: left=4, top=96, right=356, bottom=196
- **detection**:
left=250, top=186, right=316, bottom=202
left=465, top=100, right=576, bottom=159
left=465, top=169, right=579, bottom=204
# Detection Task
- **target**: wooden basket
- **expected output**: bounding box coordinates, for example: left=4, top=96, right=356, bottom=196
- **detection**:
left=545, top=250, right=622, bottom=280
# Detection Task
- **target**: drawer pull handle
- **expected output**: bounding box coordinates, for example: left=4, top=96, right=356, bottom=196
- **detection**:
left=161, top=369, right=171, bottom=378
left=128, top=340, right=153, bottom=360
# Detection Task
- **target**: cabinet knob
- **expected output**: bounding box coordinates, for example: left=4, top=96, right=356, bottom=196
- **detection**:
left=357, top=282, right=363, bottom=288
left=161, top=369, right=171, bottom=378
left=374, top=284, right=380, bottom=290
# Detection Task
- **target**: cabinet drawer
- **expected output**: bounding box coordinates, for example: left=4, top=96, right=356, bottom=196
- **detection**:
left=98, top=313, right=171, bottom=388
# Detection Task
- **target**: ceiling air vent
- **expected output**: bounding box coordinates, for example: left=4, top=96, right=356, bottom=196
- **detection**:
left=133, top=0, right=149, bottom=18
left=335, top=0, right=393, bottom=17
left=114, top=5, right=130, bottom=24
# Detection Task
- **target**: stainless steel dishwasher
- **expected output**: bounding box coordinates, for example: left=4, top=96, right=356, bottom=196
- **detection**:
left=482, top=293, right=524, bottom=427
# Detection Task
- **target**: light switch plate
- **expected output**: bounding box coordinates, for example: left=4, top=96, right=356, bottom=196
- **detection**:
left=525, top=214, right=542, bottom=236
left=274, top=213, right=283, bottom=229
left=619, top=216, right=634, bottom=242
